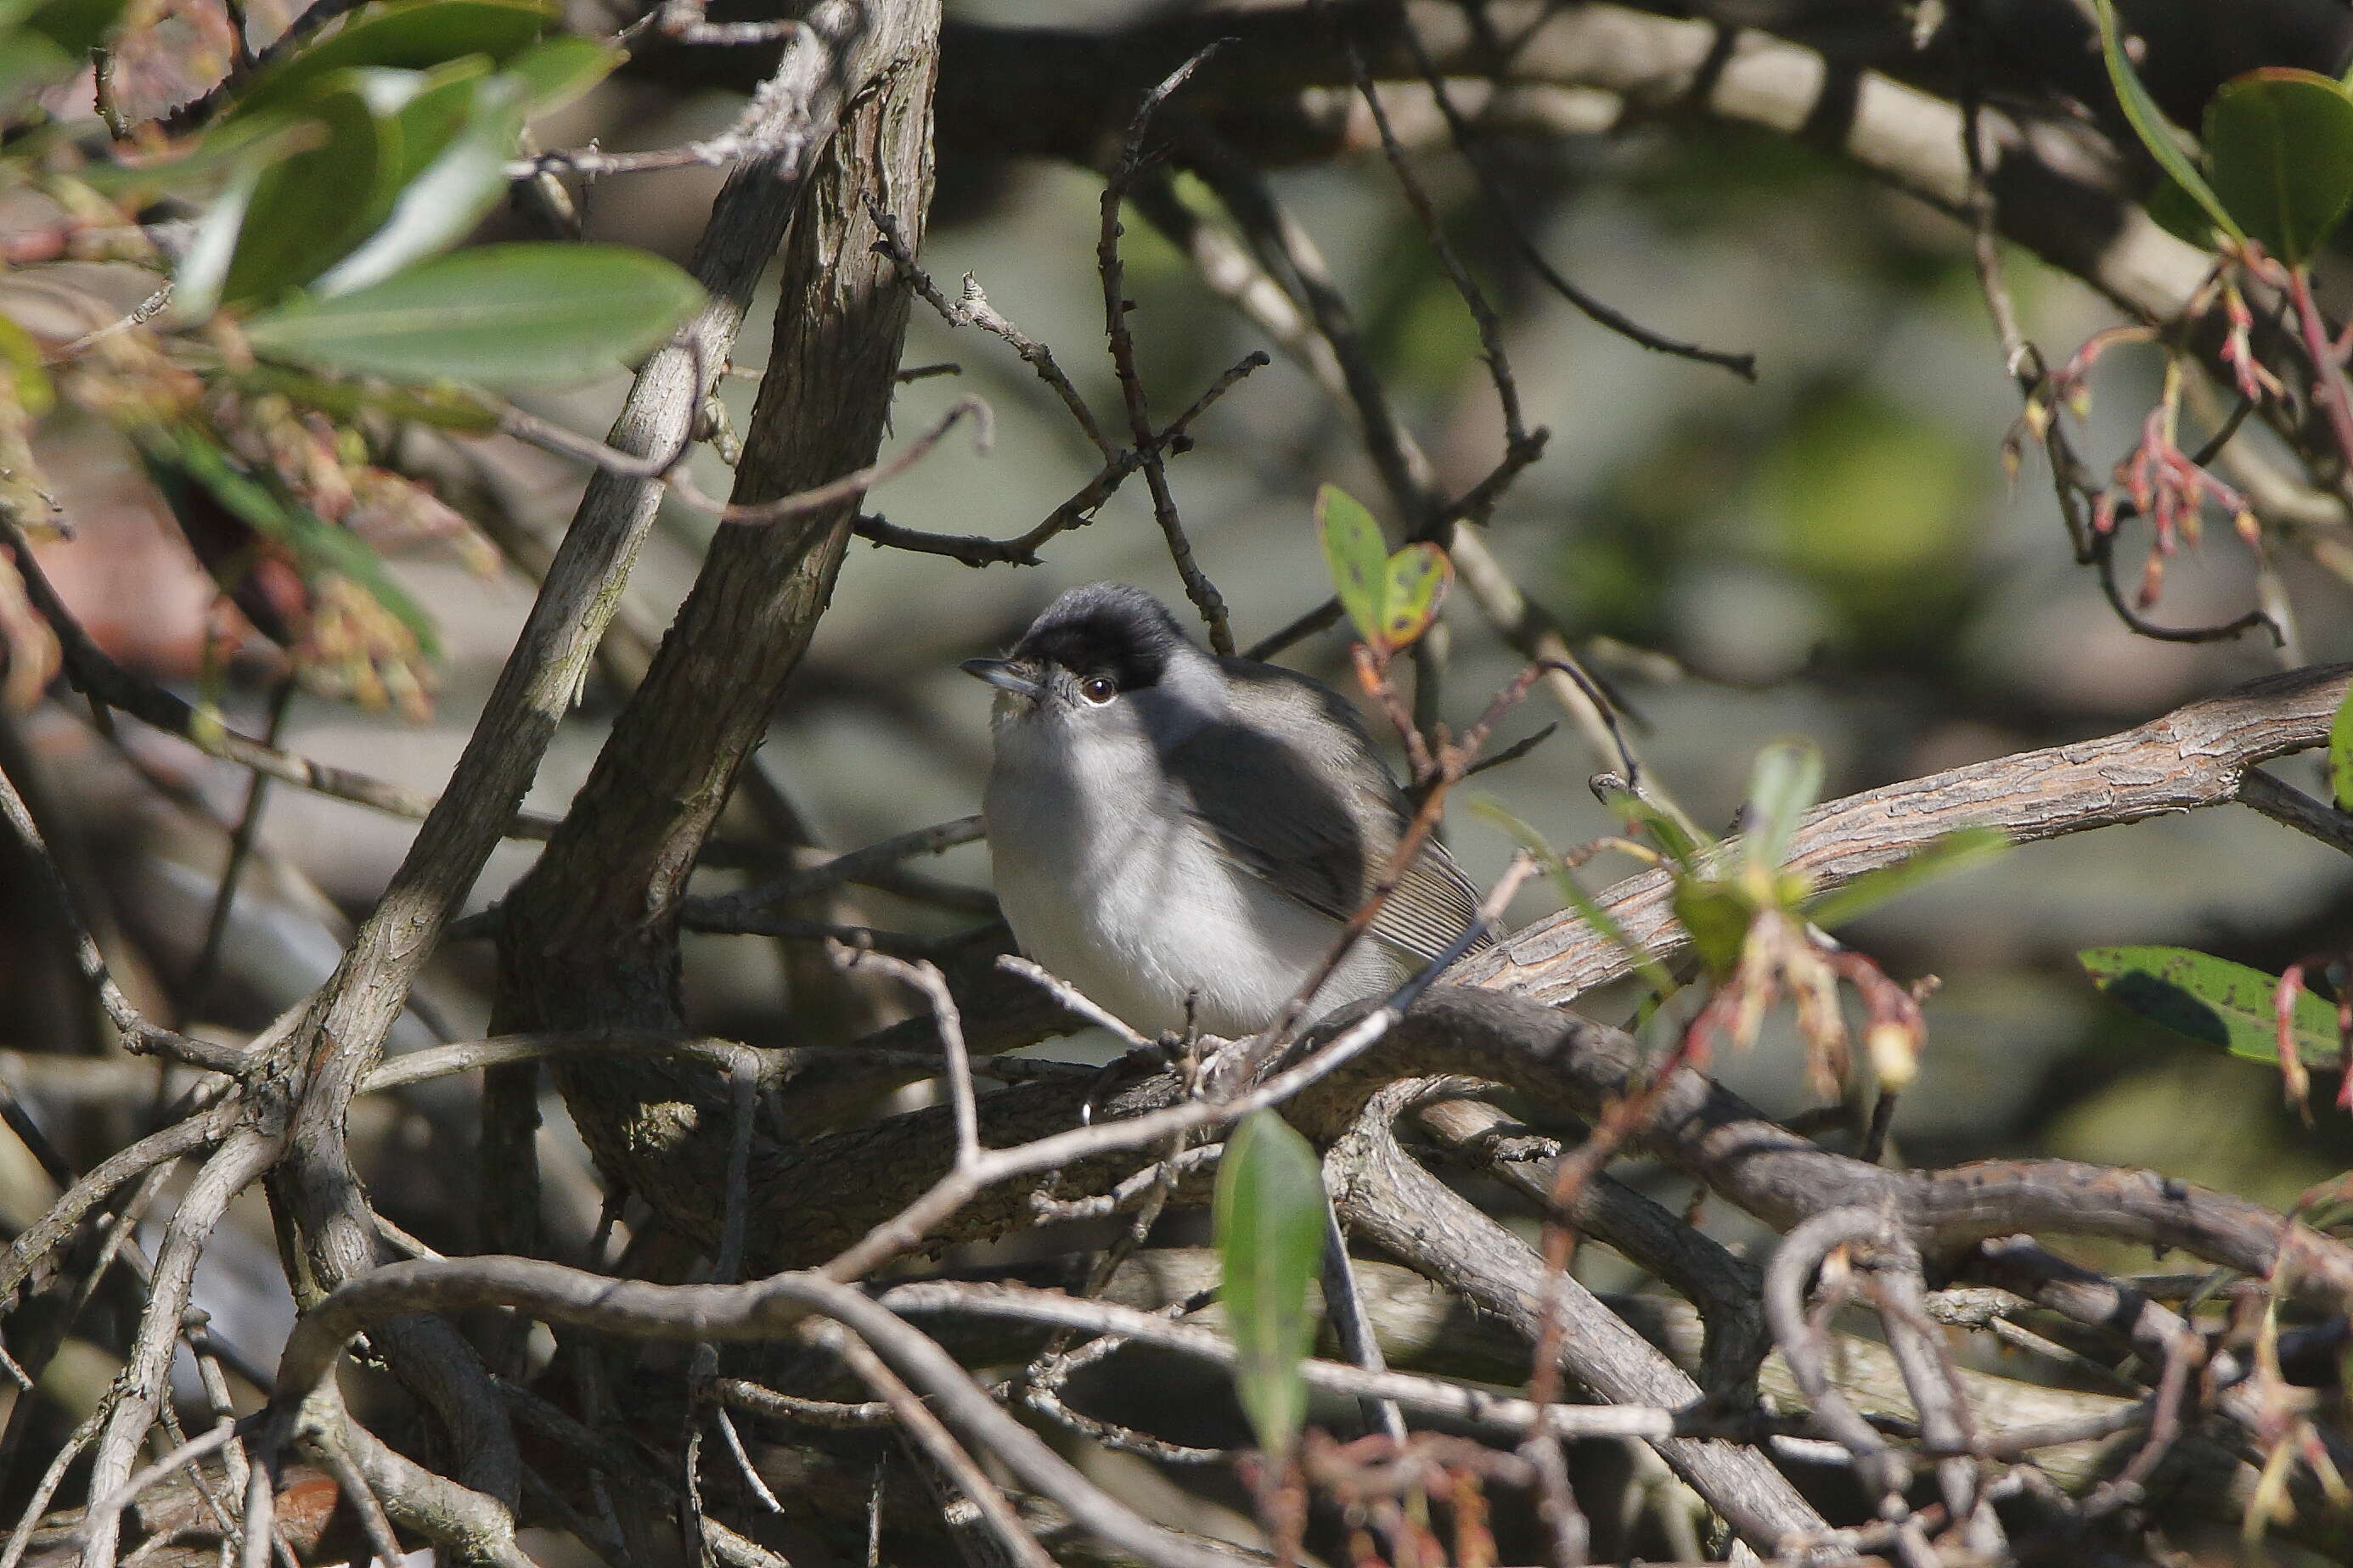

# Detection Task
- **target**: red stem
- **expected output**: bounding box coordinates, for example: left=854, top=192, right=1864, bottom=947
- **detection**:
left=2285, top=267, right=2353, bottom=480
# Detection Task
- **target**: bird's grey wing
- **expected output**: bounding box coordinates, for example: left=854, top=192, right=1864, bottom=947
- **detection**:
left=1167, top=694, right=1489, bottom=965
left=1368, top=830, right=1489, bottom=963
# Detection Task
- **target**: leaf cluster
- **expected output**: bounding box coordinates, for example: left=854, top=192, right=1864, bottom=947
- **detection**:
left=2097, top=0, right=2353, bottom=269
left=1, top=0, right=709, bottom=720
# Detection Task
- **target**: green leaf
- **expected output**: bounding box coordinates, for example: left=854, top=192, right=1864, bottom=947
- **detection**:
left=18, top=0, right=125, bottom=53
left=2080, top=945, right=2343, bottom=1068
left=146, top=424, right=440, bottom=656
left=1471, top=795, right=1676, bottom=998
left=315, top=72, right=525, bottom=295
left=244, top=243, right=702, bottom=386
left=1742, top=741, right=1822, bottom=877
left=219, top=79, right=391, bottom=310
left=75, top=116, right=326, bottom=200
left=1377, top=541, right=1450, bottom=649
left=229, top=0, right=551, bottom=120
left=503, top=35, right=618, bottom=115
left=1315, top=483, right=1389, bottom=649
left=172, top=155, right=268, bottom=322
left=2145, top=174, right=2220, bottom=250
left=2330, top=684, right=2353, bottom=813
left=1213, top=1109, right=1325, bottom=1462
left=372, top=57, right=495, bottom=177
left=2090, top=0, right=2242, bottom=246
left=1595, top=781, right=1713, bottom=871
left=2205, top=68, right=2353, bottom=267
left=1804, top=828, right=2009, bottom=930
left=0, top=312, right=54, bottom=418
left=1672, top=882, right=1752, bottom=978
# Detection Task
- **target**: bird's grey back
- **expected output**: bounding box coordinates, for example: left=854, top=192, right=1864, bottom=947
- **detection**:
left=1168, top=658, right=1491, bottom=965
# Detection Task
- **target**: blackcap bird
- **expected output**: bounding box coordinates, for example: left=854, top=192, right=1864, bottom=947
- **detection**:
left=962, top=582, right=1489, bottom=1038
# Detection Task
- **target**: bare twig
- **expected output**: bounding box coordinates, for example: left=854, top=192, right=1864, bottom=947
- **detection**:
left=273, top=1261, right=1268, bottom=1568
left=713, top=1378, right=894, bottom=1429
left=869, top=203, right=1116, bottom=461
left=3, top=517, right=563, bottom=835
left=681, top=814, right=984, bottom=917
left=1371, top=7, right=1753, bottom=379
left=181, top=677, right=294, bottom=1026
left=854, top=347, right=1265, bottom=566
left=39, top=286, right=171, bottom=366
left=82, top=1130, right=279, bottom=1568
left=0, top=754, right=240, bottom=1074
left=822, top=1325, right=1058, bottom=1568
left=2240, top=767, right=2353, bottom=858
left=669, top=396, right=994, bottom=525
left=815, top=930, right=1495, bottom=1284
left=1461, top=663, right=2353, bottom=1005
left=1101, top=47, right=1238, bottom=654
left=996, top=956, right=1155, bottom=1052
left=1155, top=144, right=1635, bottom=787
left=838, top=949, right=981, bottom=1167
left=0, top=1099, right=227, bottom=1304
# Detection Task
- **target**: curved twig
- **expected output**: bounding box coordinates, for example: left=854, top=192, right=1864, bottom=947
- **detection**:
left=668, top=396, right=994, bottom=525
left=0, top=1099, right=228, bottom=1305
left=1762, top=1206, right=1909, bottom=1503
left=270, top=1260, right=1275, bottom=1568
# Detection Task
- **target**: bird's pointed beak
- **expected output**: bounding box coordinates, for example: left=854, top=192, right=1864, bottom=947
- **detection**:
left=960, top=657, right=1044, bottom=699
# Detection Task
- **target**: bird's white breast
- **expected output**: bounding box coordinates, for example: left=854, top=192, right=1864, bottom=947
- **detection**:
left=983, top=715, right=1396, bottom=1038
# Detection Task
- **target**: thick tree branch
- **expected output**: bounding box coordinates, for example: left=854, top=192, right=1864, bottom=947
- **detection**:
left=70, top=14, right=895, bottom=1563
left=497, top=0, right=943, bottom=1290
left=1459, top=662, right=2353, bottom=1004
left=1327, top=1079, right=1838, bottom=1556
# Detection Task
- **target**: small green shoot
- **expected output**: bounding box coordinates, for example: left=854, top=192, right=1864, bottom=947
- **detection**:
left=1213, top=1109, right=1326, bottom=1463
left=1313, top=483, right=1452, bottom=655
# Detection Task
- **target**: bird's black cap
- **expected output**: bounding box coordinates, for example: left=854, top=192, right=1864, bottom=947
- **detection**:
left=1010, top=583, right=1193, bottom=693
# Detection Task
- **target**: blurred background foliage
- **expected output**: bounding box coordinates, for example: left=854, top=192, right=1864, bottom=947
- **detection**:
left=5, top=0, right=2353, bottom=1538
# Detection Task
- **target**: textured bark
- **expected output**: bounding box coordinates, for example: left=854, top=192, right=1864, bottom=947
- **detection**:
left=1458, top=661, right=2353, bottom=1005
left=1331, top=1091, right=1832, bottom=1555
left=495, top=0, right=942, bottom=1228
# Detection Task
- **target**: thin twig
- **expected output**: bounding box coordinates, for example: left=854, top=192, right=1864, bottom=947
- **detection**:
left=1380, top=9, right=1753, bottom=380
left=2091, top=517, right=2278, bottom=643
left=316, top=1437, right=406, bottom=1568
left=854, top=349, right=1265, bottom=566
left=39, top=287, right=171, bottom=367
left=669, top=396, right=994, bottom=525
left=820, top=1326, right=1058, bottom=1568
left=713, top=1378, right=894, bottom=1429
left=1101, top=45, right=1237, bottom=654
left=0, top=1410, right=102, bottom=1568
left=837, top=948, right=981, bottom=1168
left=1160, top=144, right=1643, bottom=794
left=687, top=816, right=982, bottom=920
left=869, top=202, right=1116, bottom=461
left=181, top=677, right=294, bottom=1026
left=2240, top=767, right=2353, bottom=858
left=3, top=516, right=562, bottom=836
left=996, top=956, right=1155, bottom=1051
left=0, top=1099, right=226, bottom=1305
left=0, top=753, right=241, bottom=1074
left=1320, top=1204, right=1408, bottom=1442
left=63, top=1422, right=243, bottom=1558
left=813, top=946, right=1458, bottom=1284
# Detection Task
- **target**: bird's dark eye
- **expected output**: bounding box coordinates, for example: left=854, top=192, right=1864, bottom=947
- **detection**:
left=1078, top=674, right=1117, bottom=704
